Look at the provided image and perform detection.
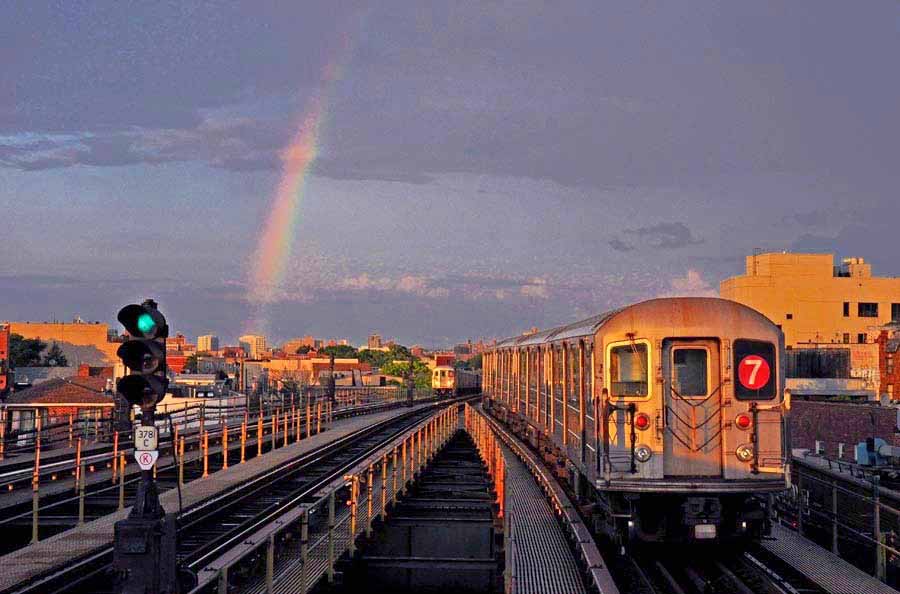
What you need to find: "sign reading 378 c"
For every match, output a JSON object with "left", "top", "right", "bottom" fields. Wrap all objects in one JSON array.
[{"left": 135, "top": 426, "right": 158, "bottom": 451}]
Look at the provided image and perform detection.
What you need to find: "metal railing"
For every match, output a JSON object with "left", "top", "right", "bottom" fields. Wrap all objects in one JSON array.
[
  {"left": 777, "top": 463, "right": 900, "bottom": 586},
  {"left": 186, "top": 402, "right": 460, "bottom": 594}
]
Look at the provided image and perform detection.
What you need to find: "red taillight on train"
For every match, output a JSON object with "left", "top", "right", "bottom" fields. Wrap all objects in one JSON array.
[
  {"left": 735, "top": 413, "right": 752, "bottom": 430},
  {"left": 634, "top": 413, "right": 651, "bottom": 430}
]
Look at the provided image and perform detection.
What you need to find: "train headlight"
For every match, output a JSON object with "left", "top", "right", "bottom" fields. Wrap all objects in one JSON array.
[
  {"left": 635, "top": 445, "right": 653, "bottom": 463},
  {"left": 735, "top": 444, "right": 754, "bottom": 462}
]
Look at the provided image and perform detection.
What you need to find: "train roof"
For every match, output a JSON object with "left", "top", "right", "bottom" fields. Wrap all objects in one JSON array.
[
  {"left": 493, "top": 308, "right": 622, "bottom": 348},
  {"left": 490, "top": 297, "right": 777, "bottom": 349}
]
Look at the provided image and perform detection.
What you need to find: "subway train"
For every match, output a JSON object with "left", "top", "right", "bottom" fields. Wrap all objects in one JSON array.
[
  {"left": 482, "top": 297, "right": 790, "bottom": 545},
  {"left": 432, "top": 365, "right": 481, "bottom": 397}
]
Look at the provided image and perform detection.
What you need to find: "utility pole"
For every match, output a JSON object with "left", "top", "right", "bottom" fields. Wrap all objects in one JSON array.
[
  {"left": 407, "top": 352, "right": 415, "bottom": 407},
  {"left": 329, "top": 352, "right": 336, "bottom": 406},
  {"left": 112, "top": 300, "right": 178, "bottom": 594}
]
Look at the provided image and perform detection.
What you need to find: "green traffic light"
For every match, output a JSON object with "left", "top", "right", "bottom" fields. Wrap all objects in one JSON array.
[{"left": 136, "top": 313, "right": 156, "bottom": 335}]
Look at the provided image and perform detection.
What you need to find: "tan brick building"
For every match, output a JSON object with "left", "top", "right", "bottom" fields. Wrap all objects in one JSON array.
[
  {"left": 6, "top": 321, "right": 121, "bottom": 366},
  {"left": 720, "top": 253, "right": 900, "bottom": 347}
]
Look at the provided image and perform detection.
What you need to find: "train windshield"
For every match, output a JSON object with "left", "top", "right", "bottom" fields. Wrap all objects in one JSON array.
[
  {"left": 610, "top": 343, "right": 648, "bottom": 397},
  {"left": 672, "top": 348, "right": 708, "bottom": 397}
]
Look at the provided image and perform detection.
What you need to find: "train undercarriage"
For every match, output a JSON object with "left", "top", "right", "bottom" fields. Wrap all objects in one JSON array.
[{"left": 485, "top": 398, "right": 772, "bottom": 547}]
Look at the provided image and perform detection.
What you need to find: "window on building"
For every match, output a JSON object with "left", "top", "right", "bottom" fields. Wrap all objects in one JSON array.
[
  {"left": 887, "top": 354, "right": 894, "bottom": 375},
  {"left": 858, "top": 333, "right": 867, "bottom": 344},
  {"left": 609, "top": 343, "right": 648, "bottom": 397},
  {"left": 893, "top": 303, "right": 900, "bottom": 322},
  {"left": 843, "top": 302, "right": 850, "bottom": 317},
  {"left": 889, "top": 384, "right": 895, "bottom": 399},
  {"left": 786, "top": 313, "right": 793, "bottom": 320},
  {"left": 843, "top": 333, "right": 850, "bottom": 344},
  {"left": 858, "top": 302, "right": 879, "bottom": 318}
]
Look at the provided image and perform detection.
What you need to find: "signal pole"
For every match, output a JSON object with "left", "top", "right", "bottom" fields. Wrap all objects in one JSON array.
[{"left": 112, "top": 299, "right": 178, "bottom": 594}]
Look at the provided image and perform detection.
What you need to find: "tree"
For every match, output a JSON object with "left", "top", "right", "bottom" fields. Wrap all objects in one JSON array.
[
  {"left": 388, "top": 344, "right": 411, "bottom": 359},
  {"left": 8, "top": 334, "right": 46, "bottom": 367},
  {"left": 295, "top": 345, "right": 312, "bottom": 354},
  {"left": 321, "top": 344, "right": 359, "bottom": 359},
  {"left": 358, "top": 349, "right": 392, "bottom": 368},
  {"left": 455, "top": 354, "right": 482, "bottom": 371},
  {"left": 42, "top": 342, "right": 68, "bottom": 367},
  {"left": 380, "top": 360, "right": 431, "bottom": 389},
  {"left": 183, "top": 353, "right": 199, "bottom": 373}
]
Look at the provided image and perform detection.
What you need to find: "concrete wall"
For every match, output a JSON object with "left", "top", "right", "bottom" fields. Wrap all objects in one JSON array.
[{"left": 7, "top": 321, "right": 119, "bottom": 365}]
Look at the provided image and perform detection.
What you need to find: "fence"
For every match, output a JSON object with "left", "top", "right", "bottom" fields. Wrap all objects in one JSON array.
[
  {"left": 0, "top": 386, "right": 435, "bottom": 459},
  {"left": 778, "top": 462, "right": 900, "bottom": 586}
]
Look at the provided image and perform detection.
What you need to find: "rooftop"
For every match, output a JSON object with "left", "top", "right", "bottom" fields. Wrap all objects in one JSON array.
[{"left": 4, "top": 376, "right": 114, "bottom": 407}]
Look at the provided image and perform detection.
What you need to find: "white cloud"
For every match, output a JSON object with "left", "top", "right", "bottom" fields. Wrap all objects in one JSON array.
[
  {"left": 520, "top": 277, "right": 549, "bottom": 299},
  {"left": 659, "top": 269, "right": 718, "bottom": 298},
  {"left": 338, "top": 273, "right": 394, "bottom": 291},
  {"left": 396, "top": 275, "right": 449, "bottom": 298}
]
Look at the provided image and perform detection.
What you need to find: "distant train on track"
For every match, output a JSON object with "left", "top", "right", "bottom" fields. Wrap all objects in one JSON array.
[
  {"left": 482, "top": 297, "right": 790, "bottom": 546},
  {"left": 432, "top": 365, "right": 480, "bottom": 397}
]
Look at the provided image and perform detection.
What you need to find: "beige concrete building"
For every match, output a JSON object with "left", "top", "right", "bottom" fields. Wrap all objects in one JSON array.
[
  {"left": 197, "top": 334, "right": 219, "bottom": 353},
  {"left": 720, "top": 253, "right": 900, "bottom": 347},
  {"left": 7, "top": 321, "right": 121, "bottom": 365},
  {"left": 239, "top": 334, "right": 268, "bottom": 359}
]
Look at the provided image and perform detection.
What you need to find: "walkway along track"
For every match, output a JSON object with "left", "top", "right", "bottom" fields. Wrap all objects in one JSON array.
[
  {"left": 2, "top": 397, "right": 471, "bottom": 594},
  {"left": 0, "top": 398, "right": 425, "bottom": 555},
  {"left": 477, "top": 402, "right": 832, "bottom": 594}
]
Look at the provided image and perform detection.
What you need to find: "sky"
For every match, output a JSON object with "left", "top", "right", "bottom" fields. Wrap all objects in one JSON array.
[{"left": 2, "top": 1, "right": 899, "bottom": 347}]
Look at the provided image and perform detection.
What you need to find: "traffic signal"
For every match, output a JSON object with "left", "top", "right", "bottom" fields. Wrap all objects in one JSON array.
[{"left": 116, "top": 300, "right": 169, "bottom": 408}]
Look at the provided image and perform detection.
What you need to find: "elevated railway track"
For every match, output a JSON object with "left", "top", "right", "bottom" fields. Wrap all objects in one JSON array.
[{"left": 0, "top": 397, "right": 468, "bottom": 594}]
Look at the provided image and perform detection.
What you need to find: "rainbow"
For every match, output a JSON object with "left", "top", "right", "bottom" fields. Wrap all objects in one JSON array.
[
  {"left": 245, "top": 35, "right": 353, "bottom": 327},
  {"left": 247, "top": 94, "right": 325, "bottom": 306}
]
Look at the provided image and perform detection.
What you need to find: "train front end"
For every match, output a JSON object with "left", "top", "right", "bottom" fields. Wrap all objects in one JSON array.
[
  {"left": 432, "top": 365, "right": 456, "bottom": 397},
  {"left": 597, "top": 298, "right": 789, "bottom": 544}
]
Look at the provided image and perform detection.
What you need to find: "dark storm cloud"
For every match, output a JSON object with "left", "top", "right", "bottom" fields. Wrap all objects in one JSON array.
[
  {"left": 4, "top": 1, "right": 899, "bottom": 189},
  {"left": 608, "top": 238, "right": 635, "bottom": 252},
  {"left": 624, "top": 222, "right": 703, "bottom": 249},
  {"left": 782, "top": 210, "right": 832, "bottom": 228},
  {"left": 3, "top": 1, "right": 900, "bottom": 343}
]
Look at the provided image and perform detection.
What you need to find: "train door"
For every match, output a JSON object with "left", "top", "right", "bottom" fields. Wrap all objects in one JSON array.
[{"left": 662, "top": 339, "right": 722, "bottom": 477}]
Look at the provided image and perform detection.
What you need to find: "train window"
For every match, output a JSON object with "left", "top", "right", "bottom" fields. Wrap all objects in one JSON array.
[
  {"left": 609, "top": 343, "right": 648, "bottom": 397},
  {"left": 672, "top": 348, "right": 707, "bottom": 397},
  {"left": 733, "top": 339, "right": 776, "bottom": 400},
  {"left": 571, "top": 345, "right": 580, "bottom": 402},
  {"left": 584, "top": 343, "right": 593, "bottom": 412}
]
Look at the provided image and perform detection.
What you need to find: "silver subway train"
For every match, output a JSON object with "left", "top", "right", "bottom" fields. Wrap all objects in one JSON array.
[{"left": 482, "top": 297, "right": 790, "bottom": 545}]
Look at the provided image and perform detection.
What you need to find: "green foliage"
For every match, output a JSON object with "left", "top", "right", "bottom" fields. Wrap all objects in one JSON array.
[
  {"left": 183, "top": 353, "right": 199, "bottom": 373},
  {"left": 388, "top": 344, "right": 411, "bottom": 359},
  {"left": 295, "top": 345, "right": 312, "bottom": 354},
  {"left": 380, "top": 360, "right": 429, "bottom": 376},
  {"left": 42, "top": 343, "right": 68, "bottom": 367},
  {"left": 9, "top": 334, "right": 47, "bottom": 367},
  {"left": 380, "top": 359, "right": 431, "bottom": 389},
  {"left": 8, "top": 335, "right": 69, "bottom": 368},
  {"left": 320, "top": 344, "right": 359, "bottom": 359},
  {"left": 454, "top": 354, "right": 482, "bottom": 370},
  {"left": 358, "top": 348, "right": 392, "bottom": 368}
]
